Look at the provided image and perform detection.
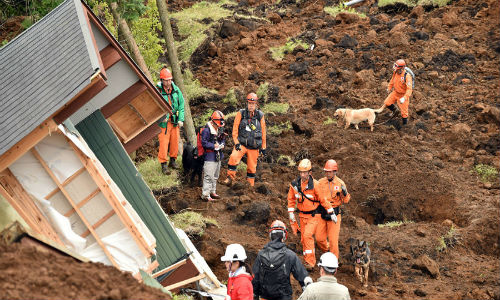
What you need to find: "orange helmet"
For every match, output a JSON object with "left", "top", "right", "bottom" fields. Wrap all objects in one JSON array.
[
  {"left": 323, "top": 159, "right": 338, "bottom": 172},
  {"left": 160, "top": 68, "right": 173, "bottom": 80},
  {"left": 269, "top": 220, "right": 288, "bottom": 240},
  {"left": 246, "top": 93, "right": 258, "bottom": 102},
  {"left": 210, "top": 110, "right": 225, "bottom": 127},
  {"left": 298, "top": 159, "right": 312, "bottom": 172},
  {"left": 393, "top": 59, "right": 406, "bottom": 70}
]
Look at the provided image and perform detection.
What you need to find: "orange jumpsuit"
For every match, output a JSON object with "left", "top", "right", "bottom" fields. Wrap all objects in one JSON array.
[
  {"left": 287, "top": 176, "right": 333, "bottom": 267},
  {"left": 227, "top": 110, "right": 266, "bottom": 186},
  {"left": 315, "top": 176, "right": 351, "bottom": 259},
  {"left": 384, "top": 70, "right": 413, "bottom": 118}
]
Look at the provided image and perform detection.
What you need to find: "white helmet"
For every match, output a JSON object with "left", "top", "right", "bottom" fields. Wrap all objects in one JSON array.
[
  {"left": 221, "top": 244, "right": 247, "bottom": 262},
  {"left": 318, "top": 252, "right": 338, "bottom": 272}
]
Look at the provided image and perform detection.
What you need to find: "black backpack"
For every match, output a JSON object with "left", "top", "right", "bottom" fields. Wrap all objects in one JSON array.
[{"left": 258, "top": 246, "right": 291, "bottom": 298}]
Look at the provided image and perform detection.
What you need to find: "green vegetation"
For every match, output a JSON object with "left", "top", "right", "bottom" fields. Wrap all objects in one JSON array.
[
  {"left": 378, "top": 0, "right": 452, "bottom": 7},
  {"left": 225, "top": 110, "right": 239, "bottom": 120},
  {"left": 136, "top": 158, "right": 180, "bottom": 190},
  {"left": 20, "top": 17, "right": 34, "bottom": 30},
  {"left": 261, "top": 102, "right": 289, "bottom": 114},
  {"left": 1, "top": 0, "right": 63, "bottom": 22},
  {"left": 436, "top": 225, "right": 459, "bottom": 252},
  {"left": 171, "top": 0, "right": 233, "bottom": 61},
  {"left": 171, "top": 211, "right": 218, "bottom": 236},
  {"left": 378, "top": 220, "right": 414, "bottom": 228},
  {"left": 194, "top": 109, "right": 213, "bottom": 128},
  {"left": 237, "top": 162, "right": 247, "bottom": 173},
  {"left": 471, "top": 164, "right": 499, "bottom": 183},
  {"left": 1, "top": 40, "right": 8, "bottom": 47},
  {"left": 277, "top": 155, "right": 296, "bottom": 167},
  {"left": 223, "top": 88, "right": 239, "bottom": 106},
  {"left": 269, "top": 38, "right": 309, "bottom": 61},
  {"left": 324, "top": 2, "right": 367, "bottom": 18},
  {"left": 257, "top": 82, "right": 269, "bottom": 102},
  {"left": 268, "top": 121, "right": 292, "bottom": 135},
  {"left": 172, "top": 293, "right": 194, "bottom": 300},
  {"left": 183, "top": 69, "right": 216, "bottom": 100},
  {"left": 323, "top": 117, "right": 337, "bottom": 125}
]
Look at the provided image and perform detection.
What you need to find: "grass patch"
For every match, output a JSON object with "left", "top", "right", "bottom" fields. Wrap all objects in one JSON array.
[
  {"left": 323, "top": 117, "right": 337, "bottom": 125},
  {"left": 471, "top": 164, "right": 499, "bottom": 183},
  {"left": 378, "top": 0, "right": 452, "bottom": 7},
  {"left": 136, "top": 158, "right": 180, "bottom": 190},
  {"left": 237, "top": 162, "right": 247, "bottom": 173},
  {"left": 436, "top": 225, "right": 460, "bottom": 252},
  {"left": 183, "top": 69, "right": 215, "bottom": 100},
  {"left": 268, "top": 121, "right": 292, "bottom": 135},
  {"left": 171, "top": 211, "right": 218, "bottom": 236},
  {"left": 277, "top": 155, "right": 296, "bottom": 167},
  {"left": 261, "top": 102, "right": 289, "bottom": 114},
  {"left": 223, "top": 88, "right": 239, "bottom": 106},
  {"left": 257, "top": 82, "right": 269, "bottom": 102},
  {"left": 378, "top": 220, "right": 414, "bottom": 228},
  {"left": 171, "top": 0, "right": 233, "bottom": 61},
  {"left": 324, "top": 2, "right": 367, "bottom": 18},
  {"left": 269, "top": 38, "right": 309, "bottom": 61}
]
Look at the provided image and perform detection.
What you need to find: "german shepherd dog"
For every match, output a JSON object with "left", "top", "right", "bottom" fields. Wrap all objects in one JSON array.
[{"left": 350, "top": 239, "right": 371, "bottom": 287}]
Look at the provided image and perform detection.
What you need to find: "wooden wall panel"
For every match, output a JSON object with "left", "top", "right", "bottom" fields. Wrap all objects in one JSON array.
[{"left": 130, "top": 91, "right": 164, "bottom": 124}]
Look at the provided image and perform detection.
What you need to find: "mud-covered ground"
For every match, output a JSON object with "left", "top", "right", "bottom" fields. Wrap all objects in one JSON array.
[{"left": 141, "top": 0, "right": 500, "bottom": 299}]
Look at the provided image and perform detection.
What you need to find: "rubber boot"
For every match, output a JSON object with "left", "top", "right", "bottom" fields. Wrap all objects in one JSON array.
[
  {"left": 402, "top": 117, "right": 408, "bottom": 125},
  {"left": 169, "top": 157, "right": 179, "bottom": 169},
  {"left": 161, "top": 162, "right": 170, "bottom": 175},
  {"left": 387, "top": 104, "right": 396, "bottom": 117}
]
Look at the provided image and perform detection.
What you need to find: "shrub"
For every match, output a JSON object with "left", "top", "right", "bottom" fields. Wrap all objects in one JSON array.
[
  {"left": 269, "top": 38, "right": 309, "bottom": 61},
  {"left": 471, "top": 164, "right": 499, "bottom": 183}
]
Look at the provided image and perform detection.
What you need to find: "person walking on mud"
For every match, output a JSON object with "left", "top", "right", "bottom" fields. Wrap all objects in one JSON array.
[
  {"left": 156, "top": 67, "right": 185, "bottom": 175},
  {"left": 221, "top": 244, "right": 254, "bottom": 300},
  {"left": 381, "top": 59, "right": 413, "bottom": 126},
  {"left": 315, "top": 160, "right": 351, "bottom": 261},
  {"left": 222, "top": 93, "right": 266, "bottom": 187},
  {"left": 287, "top": 159, "right": 334, "bottom": 270}
]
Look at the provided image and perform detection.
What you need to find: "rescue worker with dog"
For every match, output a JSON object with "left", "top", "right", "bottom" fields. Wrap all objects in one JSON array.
[
  {"left": 298, "top": 252, "right": 351, "bottom": 300},
  {"left": 383, "top": 59, "right": 413, "bottom": 126},
  {"left": 288, "top": 159, "right": 335, "bottom": 269},
  {"left": 316, "top": 159, "right": 351, "bottom": 260},
  {"left": 252, "top": 220, "right": 312, "bottom": 300},
  {"left": 200, "top": 110, "right": 226, "bottom": 201},
  {"left": 157, "top": 67, "right": 185, "bottom": 175},
  {"left": 221, "top": 244, "right": 254, "bottom": 300},
  {"left": 223, "top": 93, "right": 266, "bottom": 187}
]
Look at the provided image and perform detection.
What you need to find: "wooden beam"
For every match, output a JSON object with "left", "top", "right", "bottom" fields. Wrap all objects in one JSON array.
[
  {"left": 30, "top": 148, "right": 119, "bottom": 269},
  {"left": 123, "top": 116, "right": 163, "bottom": 154},
  {"left": 53, "top": 74, "right": 107, "bottom": 124},
  {"left": 151, "top": 259, "right": 187, "bottom": 279},
  {"left": 164, "top": 273, "right": 206, "bottom": 291},
  {"left": 64, "top": 188, "right": 100, "bottom": 217},
  {"left": 68, "top": 141, "right": 154, "bottom": 257},
  {"left": 101, "top": 81, "right": 147, "bottom": 118},
  {"left": 44, "top": 167, "right": 86, "bottom": 200},
  {"left": 100, "top": 45, "right": 121, "bottom": 70},
  {"left": 81, "top": 209, "right": 115, "bottom": 238}
]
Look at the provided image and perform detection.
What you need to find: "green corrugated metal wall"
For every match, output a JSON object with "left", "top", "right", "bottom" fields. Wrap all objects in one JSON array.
[{"left": 75, "top": 110, "right": 186, "bottom": 271}]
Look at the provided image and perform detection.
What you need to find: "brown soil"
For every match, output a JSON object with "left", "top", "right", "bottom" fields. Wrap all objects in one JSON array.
[{"left": 0, "top": 242, "right": 170, "bottom": 300}]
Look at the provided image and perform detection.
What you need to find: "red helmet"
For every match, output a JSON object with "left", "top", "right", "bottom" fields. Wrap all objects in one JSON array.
[
  {"left": 160, "top": 68, "right": 173, "bottom": 80},
  {"left": 323, "top": 159, "right": 338, "bottom": 172},
  {"left": 246, "top": 93, "right": 258, "bottom": 102},
  {"left": 210, "top": 110, "right": 225, "bottom": 127},
  {"left": 393, "top": 59, "right": 406, "bottom": 70},
  {"left": 269, "top": 220, "right": 288, "bottom": 240}
]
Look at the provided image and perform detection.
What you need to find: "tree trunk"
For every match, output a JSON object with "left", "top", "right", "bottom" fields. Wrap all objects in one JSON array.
[
  {"left": 110, "top": 2, "right": 153, "bottom": 82},
  {"left": 156, "top": 0, "right": 196, "bottom": 146}
]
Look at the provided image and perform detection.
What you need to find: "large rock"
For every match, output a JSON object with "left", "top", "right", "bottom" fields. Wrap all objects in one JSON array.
[
  {"left": 238, "top": 37, "right": 253, "bottom": 49},
  {"left": 239, "top": 201, "right": 270, "bottom": 224},
  {"left": 336, "top": 34, "right": 358, "bottom": 49},
  {"left": 232, "top": 64, "right": 248, "bottom": 81},
  {"left": 289, "top": 62, "right": 308, "bottom": 76},
  {"left": 220, "top": 20, "right": 242, "bottom": 38},
  {"left": 388, "top": 32, "right": 409, "bottom": 48},
  {"left": 267, "top": 12, "right": 282, "bottom": 24},
  {"left": 412, "top": 255, "right": 440, "bottom": 278},
  {"left": 477, "top": 105, "right": 500, "bottom": 124},
  {"left": 335, "top": 12, "right": 360, "bottom": 24},
  {"left": 442, "top": 10, "right": 459, "bottom": 27},
  {"left": 292, "top": 118, "right": 314, "bottom": 137}
]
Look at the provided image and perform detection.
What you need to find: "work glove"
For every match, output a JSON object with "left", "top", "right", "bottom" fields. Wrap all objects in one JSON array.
[
  {"left": 329, "top": 213, "right": 338, "bottom": 223},
  {"left": 235, "top": 143, "right": 241, "bottom": 151},
  {"left": 289, "top": 212, "right": 296, "bottom": 222},
  {"left": 260, "top": 148, "right": 266, "bottom": 156},
  {"left": 399, "top": 97, "right": 405, "bottom": 104},
  {"left": 304, "top": 276, "right": 313, "bottom": 287},
  {"left": 178, "top": 121, "right": 183, "bottom": 127},
  {"left": 341, "top": 185, "right": 348, "bottom": 196}
]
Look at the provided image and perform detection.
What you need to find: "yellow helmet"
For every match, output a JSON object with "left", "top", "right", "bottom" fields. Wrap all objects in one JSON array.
[{"left": 298, "top": 159, "right": 312, "bottom": 172}]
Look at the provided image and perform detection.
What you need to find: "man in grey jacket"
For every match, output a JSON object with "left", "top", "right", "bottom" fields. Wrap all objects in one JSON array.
[{"left": 298, "top": 252, "right": 351, "bottom": 300}]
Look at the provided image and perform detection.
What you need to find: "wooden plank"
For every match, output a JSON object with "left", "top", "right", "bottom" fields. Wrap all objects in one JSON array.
[
  {"left": 164, "top": 273, "right": 206, "bottom": 291},
  {"left": 44, "top": 167, "right": 86, "bottom": 200},
  {"left": 100, "top": 45, "right": 121, "bottom": 70},
  {"left": 30, "top": 148, "right": 120, "bottom": 269},
  {"left": 101, "top": 81, "right": 147, "bottom": 118},
  {"left": 107, "top": 118, "right": 129, "bottom": 142},
  {"left": 0, "top": 119, "right": 58, "bottom": 173},
  {"left": 68, "top": 141, "right": 154, "bottom": 257},
  {"left": 123, "top": 117, "right": 162, "bottom": 154},
  {"left": 0, "top": 169, "right": 63, "bottom": 245},
  {"left": 144, "top": 260, "right": 160, "bottom": 274},
  {"left": 64, "top": 188, "right": 100, "bottom": 217},
  {"left": 151, "top": 259, "right": 187, "bottom": 279},
  {"left": 53, "top": 75, "right": 108, "bottom": 124},
  {"left": 130, "top": 91, "right": 165, "bottom": 124},
  {"left": 81, "top": 209, "right": 115, "bottom": 238},
  {"left": 107, "top": 105, "right": 146, "bottom": 142}
]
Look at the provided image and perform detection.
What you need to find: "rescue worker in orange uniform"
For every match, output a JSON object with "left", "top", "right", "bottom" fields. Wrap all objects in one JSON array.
[
  {"left": 157, "top": 68, "right": 185, "bottom": 175},
  {"left": 223, "top": 93, "right": 266, "bottom": 187},
  {"left": 384, "top": 59, "right": 413, "bottom": 125},
  {"left": 288, "top": 159, "right": 334, "bottom": 269},
  {"left": 315, "top": 160, "right": 351, "bottom": 260}
]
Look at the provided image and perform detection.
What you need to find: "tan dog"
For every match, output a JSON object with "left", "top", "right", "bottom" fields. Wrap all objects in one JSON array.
[{"left": 334, "top": 106, "right": 384, "bottom": 131}]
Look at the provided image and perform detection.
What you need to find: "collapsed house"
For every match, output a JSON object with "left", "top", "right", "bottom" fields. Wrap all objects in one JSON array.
[{"left": 0, "top": 0, "right": 222, "bottom": 293}]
